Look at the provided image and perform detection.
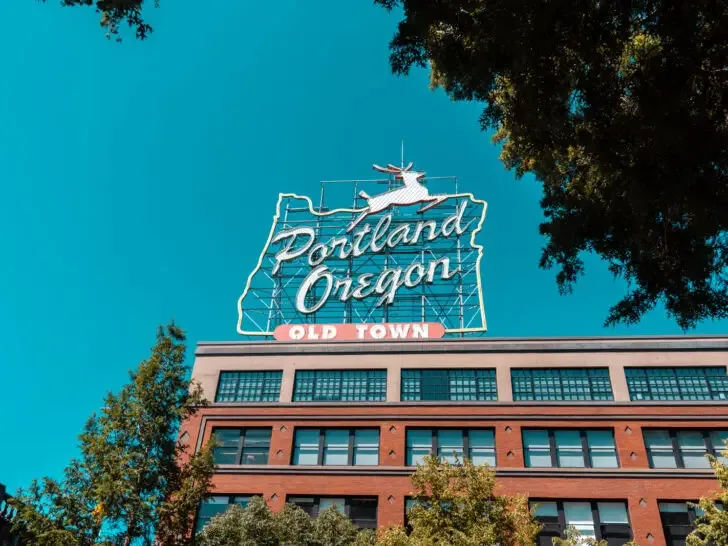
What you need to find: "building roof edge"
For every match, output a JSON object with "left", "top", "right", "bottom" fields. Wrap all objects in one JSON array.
[{"left": 194, "top": 334, "right": 728, "bottom": 356}]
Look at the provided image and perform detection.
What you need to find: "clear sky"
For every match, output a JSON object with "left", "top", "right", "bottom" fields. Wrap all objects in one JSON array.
[{"left": 0, "top": 1, "right": 725, "bottom": 492}]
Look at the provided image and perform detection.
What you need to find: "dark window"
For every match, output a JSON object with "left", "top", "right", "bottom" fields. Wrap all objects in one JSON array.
[
  {"left": 287, "top": 496, "right": 377, "bottom": 529},
  {"left": 658, "top": 502, "right": 722, "bottom": 546},
  {"left": 293, "top": 370, "right": 386, "bottom": 402},
  {"left": 406, "top": 428, "right": 496, "bottom": 466},
  {"left": 523, "top": 429, "right": 619, "bottom": 468},
  {"left": 211, "top": 428, "right": 271, "bottom": 465},
  {"left": 215, "top": 371, "right": 282, "bottom": 402},
  {"left": 531, "top": 500, "right": 632, "bottom": 546},
  {"left": 292, "top": 429, "right": 379, "bottom": 465},
  {"left": 626, "top": 367, "right": 728, "bottom": 401},
  {"left": 512, "top": 368, "right": 614, "bottom": 401},
  {"left": 644, "top": 429, "right": 728, "bottom": 469},
  {"left": 196, "top": 495, "right": 253, "bottom": 532},
  {"left": 401, "top": 369, "right": 497, "bottom": 401}
]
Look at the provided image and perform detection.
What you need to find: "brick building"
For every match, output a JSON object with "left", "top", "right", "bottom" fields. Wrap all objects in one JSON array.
[
  {"left": 182, "top": 335, "right": 728, "bottom": 545},
  {"left": 0, "top": 483, "right": 19, "bottom": 546}
]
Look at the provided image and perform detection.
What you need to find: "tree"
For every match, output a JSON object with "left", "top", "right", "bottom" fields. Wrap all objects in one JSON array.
[
  {"left": 39, "top": 0, "right": 153, "bottom": 40},
  {"left": 552, "top": 526, "right": 636, "bottom": 546},
  {"left": 196, "top": 496, "right": 375, "bottom": 546},
  {"left": 377, "top": 455, "right": 540, "bottom": 546},
  {"left": 687, "top": 445, "right": 728, "bottom": 546},
  {"left": 11, "top": 322, "right": 215, "bottom": 545},
  {"left": 155, "top": 441, "right": 216, "bottom": 546},
  {"left": 552, "top": 526, "right": 607, "bottom": 546},
  {"left": 10, "top": 459, "right": 101, "bottom": 545},
  {"left": 376, "top": 0, "right": 728, "bottom": 329}
]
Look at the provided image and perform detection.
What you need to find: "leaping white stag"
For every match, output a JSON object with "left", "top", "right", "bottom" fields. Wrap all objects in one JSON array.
[{"left": 347, "top": 162, "right": 447, "bottom": 232}]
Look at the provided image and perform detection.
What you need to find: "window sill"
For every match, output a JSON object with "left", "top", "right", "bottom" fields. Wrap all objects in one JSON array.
[{"left": 212, "top": 465, "right": 717, "bottom": 479}]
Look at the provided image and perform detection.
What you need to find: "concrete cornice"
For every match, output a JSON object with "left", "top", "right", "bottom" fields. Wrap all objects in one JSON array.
[
  {"left": 203, "top": 401, "right": 728, "bottom": 409},
  {"left": 212, "top": 465, "right": 717, "bottom": 480},
  {"left": 195, "top": 335, "right": 728, "bottom": 356}
]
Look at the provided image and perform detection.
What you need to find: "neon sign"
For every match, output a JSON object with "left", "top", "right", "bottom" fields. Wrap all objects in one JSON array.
[{"left": 237, "top": 162, "right": 488, "bottom": 338}]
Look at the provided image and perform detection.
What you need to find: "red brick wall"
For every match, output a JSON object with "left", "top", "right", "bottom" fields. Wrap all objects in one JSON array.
[{"left": 183, "top": 403, "right": 728, "bottom": 545}]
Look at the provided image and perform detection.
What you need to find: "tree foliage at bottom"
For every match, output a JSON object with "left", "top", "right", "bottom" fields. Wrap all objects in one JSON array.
[
  {"left": 688, "top": 446, "right": 728, "bottom": 546},
  {"left": 377, "top": 455, "right": 540, "bottom": 546},
  {"left": 196, "top": 496, "right": 376, "bottom": 546},
  {"left": 10, "top": 322, "right": 214, "bottom": 546}
]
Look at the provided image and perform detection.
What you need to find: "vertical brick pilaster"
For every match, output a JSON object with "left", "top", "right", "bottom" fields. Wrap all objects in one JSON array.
[
  {"left": 280, "top": 368, "right": 295, "bottom": 402},
  {"left": 497, "top": 423, "right": 523, "bottom": 468},
  {"left": 378, "top": 494, "right": 404, "bottom": 528},
  {"left": 629, "top": 496, "right": 665, "bottom": 546},
  {"left": 615, "top": 424, "right": 647, "bottom": 469},
  {"left": 388, "top": 364, "right": 402, "bottom": 401},
  {"left": 180, "top": 412, "right": 203, "bottom": 461},
  {"left": 270, "top": 422, "right": 294, "bottom": 465},
  {"left": 497, "top": 366, "right": 513, "bottom": 401},
  {"left": 381, "top": 423, "right": 405, "bottom": 466}
]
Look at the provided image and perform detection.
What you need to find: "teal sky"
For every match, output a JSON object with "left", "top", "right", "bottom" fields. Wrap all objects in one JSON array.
[{"left": 0, "top": 1, "right": 725, "bottom": 492}]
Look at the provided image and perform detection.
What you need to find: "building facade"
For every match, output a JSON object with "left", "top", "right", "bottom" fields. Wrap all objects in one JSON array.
[
  {"left": 0, "top": 483, "right": 19, "bottom": 546},
  {"left": 182, "top": 335, "right": 728, "bottom": 545}
]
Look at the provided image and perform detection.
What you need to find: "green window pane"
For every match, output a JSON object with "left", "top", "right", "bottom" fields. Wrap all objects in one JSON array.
[
  {"left": 468, "top": 429, "right": 495, "bottom": 466},
  {"left": 597, "top": 502, "right": 629, "bottom": 524},
  {"left": 523, "top": 430, "right": 552, "bottom": 467},
  {"left": 586, "top": 430, "right": 618, "bottom": 468},
  {"left": 532, "top": 501, "right": 558, "bottom": 518},
  {"left": 242, "top": 429, "right": 271, "bottom": 465},
  {"left": 212, "top": 429, "right": 241, "bottom": 465},
  {"left": 627, "top": 367, "right": 728, "bottom": 401},
  {"left": 216, "top": 371, "right": 282, "bottom": 402},
  {"left": 437, "top": 429, "right": 464, "bottom": 463},
  {"left": 197, "top": 496, "right": 231, "bottom": 532},
  {"left": 353, "top": 429, "right": 379, "bottom": 465},
  {"left": 512, "top": 369, "right": 613, "bottom": 401},
  {"left": 678, "top": 431, "right": 710, "bottom": 469},
  {"left": 555, "top": 430, "right": 585, "bottom": 467},
  {"left": 644, "top": 430, "right": 678, "bottom": 468},
  {"left": 564, "top": 502, "right": 596, "bottom": 539},
  {"left": 323, "top": 429, "right": 349, "bottom": 465},
  {"left": 294, "top": 370, "right": 386, "bottom": 402},
  {"left": 711, "top": 431, "right": 728, "bottom": 463},
  {"left": 407, "top": 429, "right": 433, "bottom": 466},
  {"left": 401, "top": 369, "right": 496, "bottom": 401},
  {"left": 293, "top": 429, "right": 320, "bottom": 465},
  {"left": 319, "top": 498, "right": 346, "bottom": 514}
]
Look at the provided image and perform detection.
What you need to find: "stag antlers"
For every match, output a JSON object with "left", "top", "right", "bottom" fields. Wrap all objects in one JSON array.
[{"left": 372, "top": 162, "right": 415, "bottom": 175}]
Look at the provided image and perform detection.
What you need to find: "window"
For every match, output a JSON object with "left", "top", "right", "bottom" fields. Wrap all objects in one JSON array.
[
  {"left": 401, "top": 369, "right": 497, "bottom": 401},
  {"left": 626, "top": 367, "right": 728, "bottom": 401},
  {"left": 523, "top": 429, "right": 619, "bottom": 468},
  {"left": 287, "top": 497, "right": 377, "bottom": 529},
  {"left": 211, "top": 428, "right": 271, "bottom": 465},
  {"left": 406, "top": 428, "right": 496, "bottom": 466},
  {"left": 644, "top": 429, "right": 728, "bottom": 469},
  {"left": 531, "top": 501, "right": 632, "bottom": 546},
  {"left": 215, "top": 371, "right": 282, "bottom": 402},
  {"left": 292, "top": 428, "right": 380, "bottom": 465},
  {"left": 293, "top": 370, "right": 386, "bottom": 402},
  {"left": 658, "top": 502, "right": 719, "bottom": 546},
  {"left": 196, "top": 495, "right": 253, "bottom": 532},
  {"left": 512, "top": 368, "right": 614, "bottom": 401}
]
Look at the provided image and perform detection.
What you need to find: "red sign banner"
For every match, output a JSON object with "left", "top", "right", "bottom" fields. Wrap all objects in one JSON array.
[{"left": 273, "top": 322, "right": 445, "bottom": 342}]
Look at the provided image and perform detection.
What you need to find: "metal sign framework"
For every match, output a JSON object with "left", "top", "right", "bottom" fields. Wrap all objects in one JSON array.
[{"left": 237, "top": 170, "right": 487, "bottom": 338}]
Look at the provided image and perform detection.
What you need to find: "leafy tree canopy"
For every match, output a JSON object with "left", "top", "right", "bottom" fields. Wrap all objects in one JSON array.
[
  {"left": 196, "top": 496, "right": 376, "bottom": 546},
  {"left": 40, "top": 0, "right": 153, "bottom": 40},
  {"left": 376, "top": 0, "right": 728, "bottom": 329},
  {"left": 11, "top": 322, "right": 214, "bottom": 546},
  {"left": 687, "top": 444, "right": 728, "bottom": 546},
  {"left": 377, "top": 455, "right": 539, "bottom": 546},
  {"left": 552, "top": 526, "right": 636, "bottom": 546}
]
